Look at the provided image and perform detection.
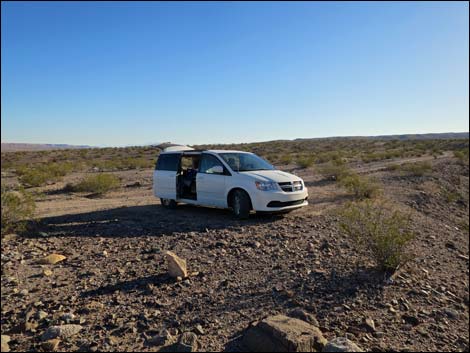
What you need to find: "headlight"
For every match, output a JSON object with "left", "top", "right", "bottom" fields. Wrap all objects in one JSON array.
[{"left": 255, "top": 181, "right": 278, "bottom": 191}]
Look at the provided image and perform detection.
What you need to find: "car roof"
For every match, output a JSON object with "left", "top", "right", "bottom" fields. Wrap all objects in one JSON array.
[
  {"left": 160, "top": 149, "right": 252, "bottom": 155},
  {"left": 207, "top": 150, "right": 252, "bottom": 154}
]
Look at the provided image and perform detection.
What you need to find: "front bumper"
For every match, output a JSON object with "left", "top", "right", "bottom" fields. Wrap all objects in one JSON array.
[{"left": 251, "top": 188, "right": 309, "bottom": 212}]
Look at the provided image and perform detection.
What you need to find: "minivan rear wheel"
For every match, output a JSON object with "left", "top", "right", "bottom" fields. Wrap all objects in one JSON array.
[
  {"left": 231, "top": 190, "right": 251, "bottom": 219},
  {"left": 160, "top": 198, "right": 177, "bottom": 209}
]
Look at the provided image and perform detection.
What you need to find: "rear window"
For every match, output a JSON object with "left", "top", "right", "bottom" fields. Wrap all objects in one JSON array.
[{"left": 155, "top": 153, "right": 180, "bottom": 171}]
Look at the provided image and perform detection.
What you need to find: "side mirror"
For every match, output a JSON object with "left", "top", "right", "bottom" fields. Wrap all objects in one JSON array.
[{"left": 211, "top": 165, "right": 224, "bottom": 174}]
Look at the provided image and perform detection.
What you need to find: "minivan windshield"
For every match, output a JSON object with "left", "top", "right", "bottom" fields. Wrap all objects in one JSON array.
[{"left": 219, "top": 153, "right": 274, "bottom": 172}]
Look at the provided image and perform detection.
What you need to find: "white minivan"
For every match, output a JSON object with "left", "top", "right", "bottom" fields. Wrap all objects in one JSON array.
[{"left": 153, "top": 145, "right": 308, "bottom": 218}]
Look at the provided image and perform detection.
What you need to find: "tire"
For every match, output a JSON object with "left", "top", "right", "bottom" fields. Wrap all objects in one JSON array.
[
  {"left": 231, "top": 190, "right": 251, "bottom": 219},
  {"left": 160, "top": 198, "right": 177, "bottom": 209}
]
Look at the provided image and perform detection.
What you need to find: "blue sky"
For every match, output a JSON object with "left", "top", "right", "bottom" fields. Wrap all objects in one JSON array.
[{"left": 1, "top": 1, "right": 469, "bottom": 146}]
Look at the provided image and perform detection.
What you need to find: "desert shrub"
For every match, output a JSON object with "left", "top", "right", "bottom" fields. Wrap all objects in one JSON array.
[
  {"left": 400, "top": 162, "right": 432, "bottom": 176},
  {"left": 456, "top": 149, "right": 469, "bottom": 158},
  {"left": 67, "top": 173, "right": 120, "bottom": 194},
  {"left": 362, "top": 150, "right": 402, "bottom": 163},
  {"left": 121, "top": 158, "right": 154, "bottom": 169},
  {"left": 318, "top": 160, "right": 351, "bottom": 181},
  {"left": 315, "top": 151, "right": 344, "bottom": 164},
  {"left": 90, "top": 157, "right": 153, "bottom": 171},
  {"left": 362, "top": 152, "right": 382, "bottom": 163},
  {"left": 18, "top": 168, "right": 52, "bottom": 187},
  {"left": 339, "top": 174, "right": 381, "bottom": 199},
  {"left": 279, "top": 154, "right": 293, "bottom": 165},
  {"left": 17, "top": 162, "right": 75, "bottom": 187},
  {"left": 454, "top": 150, "right": 469, "bottom": 165},
  {"left": 430, "top": 147, "right": 443, "bottom": 157},
  {"left": 264, "top": 153, "right": 278, "bottom": 164},
  {"left": 297, "top": 155, "right": 315, "bottom": 168},
  {"left": 384, "top": 164, "right": 401, "bottom": 172},
  {"left": 338, "top": 200, "right": 415, "bottom": 272},
  {"left": 1, "top": 185, "right": 36, "bottom": 235},
  {"left": 459, "top": 220, "right": 469, "bottom": 233},
  {"left": 89, "top": 160, "right": 112, "bottom": 171},
  {"left": 45, "top": 161, "right": 75, "bottom": 176},
  {"left": 76, "top": 149, "right": 88, "bottom": 157},
  {"left": 1, "top": 160, "right": 14, "bottom": 170},
  {"left": 441, "top": 187, "right": 463, "bottom": 204}
]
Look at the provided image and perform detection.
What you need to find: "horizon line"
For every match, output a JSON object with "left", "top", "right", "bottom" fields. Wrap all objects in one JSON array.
[{"left": 2, "top": 131, "right": 469, "bottom": 149}]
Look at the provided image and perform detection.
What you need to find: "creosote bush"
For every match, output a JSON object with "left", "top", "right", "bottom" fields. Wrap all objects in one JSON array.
[
  {"left": 318, "top": 160, "right": 351, "bottom": 181},
  {"left": 264, "top": 153, "right": 278, "bottom": 164},
  {"left": 17, "top": 168, "right": 51, "bottom": 187},
  {"left": 318, "top": 159, "right": 381, "bottom": 199},
  {"left": 17, "top": 162, "right": 75, "bottom": 187},
  {"left": 339, "top": 174, "right": 382, "bottom": 199},
  {"left": 338, "top": 200, "right": 415, "bottom": 272},
  {"left": 90, "top": 158, "right": 153, "bottom": 171},
  {"left": 315, "top": 151, "right": 345, "bottom": 164},
  {"left": 400, "top": 162, "right": 432, "bottom": 177},
  {"left": 384, "top": 164, "right": 401, "bottom": 172},
  {"left": 441, "top": 188, "right": 462, "bottom": 204},
  {"left": 297, "top": 155, "right": 315, "bottom": 168},
  {"left": 454, "top": 150, "right": 469, "bottom": 165},
  {"left": 66, "top": 173, "right": 120, "bottom": 195},
  {"left": 279, "top": 154, "right": 293, "bottom": 165},
  {"left": 1, "top": 185, "right": 36, "bottom": 235}
]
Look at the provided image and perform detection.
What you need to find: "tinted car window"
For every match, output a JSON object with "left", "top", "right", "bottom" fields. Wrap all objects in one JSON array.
[
  {"left": 155, "top": 153, "right": 180, "bottom": 171},
  {"left": 199, "top": 154, "right": 224, "bottom": 174}
]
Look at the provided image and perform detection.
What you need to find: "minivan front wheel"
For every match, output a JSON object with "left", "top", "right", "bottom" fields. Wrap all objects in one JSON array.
[
  {"left": 231, "top": 190, "right": 251, "bottom": 219},
  {"left": 160, "top": 198, "right": 177, "bottom": 209}
]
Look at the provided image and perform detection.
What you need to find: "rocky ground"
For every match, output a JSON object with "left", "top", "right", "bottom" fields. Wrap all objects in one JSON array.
[{"left": 1, "top": 154, "right": 469, "bottom": 352}]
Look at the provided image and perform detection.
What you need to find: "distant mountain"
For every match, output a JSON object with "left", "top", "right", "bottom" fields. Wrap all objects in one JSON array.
[
  {"left": 2, "top": 132, "right": 468, "bottom": 152},
  {"left": 293, "top": 132, "right": 469, "bottom": 141},
  {"left": 1, "top": 143, "right": 93, "bottom": 152}
]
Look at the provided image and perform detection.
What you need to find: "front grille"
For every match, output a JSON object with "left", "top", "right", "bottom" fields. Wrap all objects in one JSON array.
[
  {"left": 278, "top": 181, "right": 303, "bottom": 192},
  {"left": 267, "top": 199, "right": 306, "bottom": 208}
]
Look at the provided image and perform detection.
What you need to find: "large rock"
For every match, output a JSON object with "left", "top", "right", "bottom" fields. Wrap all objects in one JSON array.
[
  {"left": 322, "top": 337, "right": 363, "bottom": 352},
  {"left": 165, "top": 251, "right": 188, "bottom": 278},
  {"left": 243, "top": 315, "right": 327, "bottom": 352},
  {"left": 287, "top": 308, "right": 320, "bottom": 327},
  {"left": 1, "top": 335, "right": 11, "bottom": 352},
  {"left": 147, "top": 329, "right": 176, "bottom": 346},
  {"left": 174, "top": 332, "right": 198, "bottom": 352},
  {"left": 41, "top": 324, "right": 83, "bottom": 341},
  {"left": 38, "top": 254, "right": 66, "bottom": 265},
  {"left": 42, "top": 339, "right": 61, "bottom": 351}
]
